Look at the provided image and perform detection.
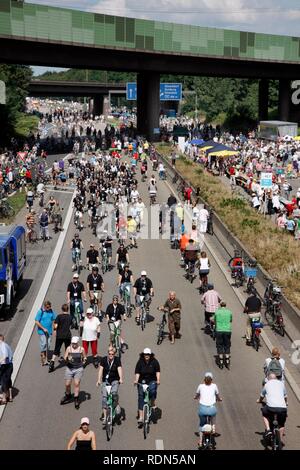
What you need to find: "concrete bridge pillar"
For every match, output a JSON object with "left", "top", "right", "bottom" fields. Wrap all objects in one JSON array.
[
  {"left": 137, "top": 72, "right": 160, "bottom": 141},
  {"left": 278, "top": 79, "right": 291, "bottom": 122},
  {"left": 258, "top": 79, "right": 269, "bottom": 121}
]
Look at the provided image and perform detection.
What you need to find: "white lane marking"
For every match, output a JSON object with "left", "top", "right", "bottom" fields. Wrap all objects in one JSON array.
[
  {"left": 45, "top": 153, "right": 72, "bottom": 174},
  {"left": 0, "top": 189, "right": 76, "bottom": 420},
  {"left": 45, "top": 188, "right": 75, "bottom": 194},
  {"left": 165, "top": 178, "right": 300, "bottom": 402},
  {"left": 155, "top": 439, "right": 164, "bottom": 450}
]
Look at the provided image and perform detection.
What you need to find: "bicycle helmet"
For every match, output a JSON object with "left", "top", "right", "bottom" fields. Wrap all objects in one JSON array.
[
  {"left": 92, "top": 265, "right": 99, "bottom": 271},
  {"left": 272, "top": 286, "right": 281, "bottom": 294}
]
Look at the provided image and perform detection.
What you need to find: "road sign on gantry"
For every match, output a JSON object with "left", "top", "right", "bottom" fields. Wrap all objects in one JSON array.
[
  {"left": 126, "top": 82, "right": 137, "bottom": 100},
  {"left": 160, "top": 83, "right": 182, "bottom": 101}
]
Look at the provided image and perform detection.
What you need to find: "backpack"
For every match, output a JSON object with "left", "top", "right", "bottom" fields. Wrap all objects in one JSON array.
[{"left": 267, "top": 358, "right": 283, "bottom": 378}]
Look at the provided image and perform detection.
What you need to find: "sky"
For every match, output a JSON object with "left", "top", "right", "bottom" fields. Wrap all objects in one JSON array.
[{"left": 31, "top": 0, "right": 300, "bottom": 75}]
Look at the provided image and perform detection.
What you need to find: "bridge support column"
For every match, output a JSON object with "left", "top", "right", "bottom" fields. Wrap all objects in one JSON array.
[
  {"left": 258, "top": 79, "right": 269, "bottom": 121},
  {"left": 88, "top": 98, "right": 94, "bottom": 115},
  {"left": 278, "top": 79, "right": 291, "bottom": 121},
  {"left": 93, "top": 95, "right": 104, "bottom": 116},
  {"left": 137, "top": 72, "right": 160, "bottom": 141}
]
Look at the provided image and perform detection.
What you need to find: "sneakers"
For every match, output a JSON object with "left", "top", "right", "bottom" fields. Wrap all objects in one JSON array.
[
  {"left": 74, "top": 397, "right": 80, "bottom": 409},
  {"left": 115, "top": 405, "right": 121, "bottom": 415},
  {"left": 137, "top": 419, "right": 143, "bottom": 428},
  {"left": 60, "top": 393, "right": 72, "bottom": 405},
  {"left": 135, "top": 317, "right": 140, "bottom": 325},
  {"left": 48, "top": 361, "right": 55, "bottom": 373},
  {"left": 93, "top": 357, "right": 99, "bottom": 369}
]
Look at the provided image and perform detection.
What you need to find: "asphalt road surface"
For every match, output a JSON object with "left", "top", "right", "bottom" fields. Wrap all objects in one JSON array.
[{"left": 1, "top": 155, "right": 300, "bottom": 450}]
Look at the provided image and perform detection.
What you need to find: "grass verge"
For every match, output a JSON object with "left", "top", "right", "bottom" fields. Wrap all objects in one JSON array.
[
  {"left": 14, "top": 113, "right": 39, "bottom": 138},
  {"left": 1, "top": 191, "right": 26, "bottom": 224},
  {"left": 157, "top": 143, "right": 300, "bottom": 309}
]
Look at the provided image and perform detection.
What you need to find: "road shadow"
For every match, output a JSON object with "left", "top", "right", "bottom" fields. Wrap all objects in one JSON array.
[
  {"left": 0, "top": 279, "right": 34, "bottom": 321},
  {"left": 78, "top": 391, "right": 91, "bottom": 403},
  {"left": 151, "top": 407, "right": 162, "bottom": 424},
  {"left": 11, "top": 387, "right": 20, "bottom": 400}
]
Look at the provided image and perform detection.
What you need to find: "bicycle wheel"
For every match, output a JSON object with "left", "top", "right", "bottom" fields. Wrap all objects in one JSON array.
[
  {"left": 157, "top": 325, "right": 163, "bottom": 345},
  {"left": 253, "top": 333, "right": 259, "bottom": 351},
  {"left": 274, "top": 429, "right": 282, "bottom": 451},
  {"left": 115, "top": 334, "right": 121, "bottom": 358},
  {"left": 106, "top": 406, "right": 113, "bottom": 441},
  {"left": 143, "top": 405, "right": 148, "bottom": 439},
  {"left": 141, "top": 308, "right": 146, "bottom": 331},
  {"left": 6, "top": 204, "right": 15, "bottom": 217},
  {"left": 30, "top": 230, "right": 37, "bottom": 243},
  {"left": 276, "top": 323, "right": 285, "bottom": 337}
]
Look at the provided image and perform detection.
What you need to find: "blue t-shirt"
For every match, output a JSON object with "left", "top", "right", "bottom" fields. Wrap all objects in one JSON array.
[
  {"left": 286, "top": 220, "right": 295, "bottom": 231},
  {"left": 35, "top": 309, "right": 57, "bottom": 335}
]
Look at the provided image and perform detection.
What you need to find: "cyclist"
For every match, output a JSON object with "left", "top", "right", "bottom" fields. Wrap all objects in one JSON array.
[
  {"left": 67, "top": 273, "right": 87, "bottom": 329},
  {"left": 60, "top": 336, "right": 87, "bottom": 409},
  {"left": 26, "top": 188, "right": 34, "bottom": 211},
  {"left": 67, "top": 417, "right": 96, "bottom": 450},
  {"left": 133, "top": 271, "right": 154, "bottom": 325},
  {"left": 198, "top": 251, "right": 211, "bottom": 292},
  {"left": 214, "top": 301, "right": 232, "bottom": 368},
  {"left": 81, "top": 308, "right": 101, "bottom": 368},
  {"left": 184, "top": 239, "right": 200, "bottom": 276},
  {"left": 158, "top": 291, "right": 182, "bottom": 344},
  {"left": 130, "top": 186, "right": 139, "bottom": 203},
  {"left": 39, "top": 208, "right": 50, "bottom": 240},
  {"left": 115, "top": 243, "right": 130, "bottom": 272},
  {"left": 86, "top": 265, "right": 104, "bottom": 314},
  {"left": 148, "top": 179, "right": 157, "bottom": 204},
  {"left": 201, "top": 284, "right": 221, "bottom": 328},
  {"left": 118, "top": 264, "right": 134, "bottom": 299},
  {"left": 70, "top": 233, "right": 84, "bottom": 272},
  {"left": 194, "top": 372, "right": 222, "bottom": 449},
  {"left": 244, "top": 293, "right": 262, "bottom": 345},
  {"left": 134, "top": 348, "right": 160, "bottom": 427},
  {"left": 228, "top": 251, "right": 245, "bottom": 279},
  {"left": 257, "top": 373, "right": 288, "bottom": 446},
  {"left": 263, "top": 348, "right": 285, "bottom": 383},
  {"left": 99, "top": 232, "right": 113, "bottom": 269},
  {"left": 105, "top": 296, "right": 127, "bottom": 352},
  {"left": 86, "top": 243, "right": 100, "bottom": 271},
  {"left": 97, "top": 347, "right": 123, "bottom": 424}
]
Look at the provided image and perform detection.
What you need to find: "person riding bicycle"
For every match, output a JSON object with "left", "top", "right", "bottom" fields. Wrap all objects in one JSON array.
[
  {"left": 244, "top": 293, "right": 262, "bottom": 345},
  {"left": 67, "top": 273, "right": 87, "bottom": 329},
  {"left": 134, "top": 348, "right": 161, "bottom": 427},
  {"left": 105, "top": 296, "right": 127, "bottom": 353},
  {"left": 263, "top": 348, "right": 285, "bottom": 383},
  {"left": 201, "top": 284, "right": 221, "bottom": 328},
  {"left": 97, "top": 347, "right": 123, "bottom": 424},
  {"left": 158, "top": 291, "right": 182, "bottom": 344},
  {"left": 86, "top": 266, "right": 104, "bottom": 314},
  {"left": 118, "top": 264, "right": 134, "bottom": 298},
  {"left": 70, "top": 233, "right": 84, "bottom": 271},
  {"left": 99, "top": 232, "right": 113, "bottom": 269},
  {"left": 115, "top": 243, "right": 129, "bottom": 273},
  {"left": 214, "top": 301, "right": 232, "bottom": 368},
  {"left": 86, "top": 243, "right": 100, "bottom": 271},
  {"left": 194, "top": 372, "right": 222, "bottom": 449},
  {"left": 133, "top": 271, "right": 154, "bottom": 325},
  {"left": 228, "top": 251, "right": 245, "bottom": 279},
  {"left": 39, "top": 208, "right": 50, "bottom": 240},
  {"left": 148, "top": 179, "right": 157, "bottom": 203},
  {"left": 198, "top": 251, "right": 211, "bottom": 292},
  {"left": 257, "top": 373, "right": 288, "bottom": 446},
  {"left": 26, "top": 189, "right": 34, "bottom": 211},
  {"left": 184, "top": 239, "right": 200, "bottom": 274}
]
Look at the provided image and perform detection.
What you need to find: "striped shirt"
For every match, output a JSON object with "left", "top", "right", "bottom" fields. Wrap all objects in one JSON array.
[{"left": 201, "top": 290, "right": 221, "bottom": 313}]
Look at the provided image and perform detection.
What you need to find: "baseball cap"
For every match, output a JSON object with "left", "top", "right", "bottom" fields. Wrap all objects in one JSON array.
[
  {"left": 141, "top": 270, "right": 147, "bottom": 276},
  {"left": 71, "top": 336, "right": 80, "bottom": 344},
  {"left": 205, "top": 372, "right": 213, "bottom": 379},
  {"left": 90, "top": 243, "right": 94, "bottom": 247},
  {"left": 143, "top": 348, "right": 152, "bottom": 355},
  {"left": 73, "top": 273, "right": 79, "bottom": 278},
  {"left": 80, "top": 417, "right": 90, "bottom": 425},
  {"left": 86, "top": 308, "right": 93, "bottom": 314}
]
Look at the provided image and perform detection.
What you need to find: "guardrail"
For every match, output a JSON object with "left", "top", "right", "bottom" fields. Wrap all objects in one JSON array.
[{"left": 157, "top": 150, "right": 300, "bottom": 335}]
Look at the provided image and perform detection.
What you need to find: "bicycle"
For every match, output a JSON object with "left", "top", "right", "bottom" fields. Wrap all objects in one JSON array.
[
  {"left": 206, "top": 210, "right": 214, "bottom": 236},
  {"left": 185, "top": 261, "right": 196, "bottom": 284},
  {"left": 27, "top": 225, "right": 38, "bottom": 243},
  {"left": 72, "top": 299, "right": 82, "bottom": 330},
  {"left": 110, "top": 319, "right": 121, "bottom": 358},
  {"left": 262, "top": 411, "right": 283, "bottom": 451},
  {"left": 74, "top": 248, "right": 82, "bottom": 274},
  {"left": 199, "top": 416, "right": 216, "bottom": 450},
  {"left": 121, "top": 283, "right": 132, "bottom": 318},
  {"left": 40, "top": 224, "right": 48, "bottom": 243},
  {"left": 136, "top": 382, "right": 156, "bottom": 439},
  {"left": 104, "top": 383, "right": 120, "bottom": 441},
  {"left": 244, "top": 265, "right": 258, "bottom": 296},
  {"left": 156, "top": 309, "right": 167, "bottom": 345},
  {"left": 91, "top": 290, "right": 102, "bottom": 321},
  {"left": 139, "top": 296, "right": 148, "bottom": 331},
  {"left": 101, "top": 248, "right": 109, "bottom": 274},
  {"left": 264, "top": 281, "right": 285, "bottom": 336},
  {"left": 251, "top": 317, "right": 263, "bottom": 351},
  {"left": 0, "top": 198, "right": 15, "bottom": 218}
]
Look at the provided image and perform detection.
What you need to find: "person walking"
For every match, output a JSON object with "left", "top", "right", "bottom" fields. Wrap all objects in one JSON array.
[
  {"left": 48, "top": 304, "right": 72, "bottom": 373},
  {"left": 0, "top": 334, "right": 13, "bottom": 404},
  {"left": 61, "top": 336, "right": 87, "bottom": 409},
  {"left": 35, "top": 300, "right": 57, "bottom": 366},
  {"left": 81, "top": 308, "right": 101, "bottom": 368},
  {"left": 158, "top": 291, "right": 182, "bottom": 344}
]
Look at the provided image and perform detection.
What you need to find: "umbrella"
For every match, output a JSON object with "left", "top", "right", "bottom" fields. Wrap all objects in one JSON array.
[
  {"left": 190, "top": 138, "right": 204, "bottom": 145},
  {"left": 198, "top": 140, "right": 217, "bottom": 149},
  {"left": 200, "top": 145, "right": 214, "bottom": 152}
]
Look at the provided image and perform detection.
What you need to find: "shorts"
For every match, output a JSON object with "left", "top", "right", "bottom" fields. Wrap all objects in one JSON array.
[
  {"left": 64, "top": 367, "right": 84, "bottom": 381},
  {"left": 90, "top": 290, "right": 102, "bottom": 302},
  {"left": 262, "top": 405, "right": 287, "bottom": 428},
  {"left": 135, "top": 293, "right": 150, "bottom": 307},
  {"left": 38, "top": 333, "right": 51, "bottom": 352}
]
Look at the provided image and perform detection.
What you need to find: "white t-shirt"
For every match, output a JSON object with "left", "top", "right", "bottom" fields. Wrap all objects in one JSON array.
[
  {"left": 82, "top": 317, "right": 100, "bottom": 341},
  {"left": 261, "top": 379, "right": 287, "bottom": 408},
  {"left": 197, "top": 383, "right": 219, "bottom": 406},
  {"left": 199, "top": 208, "right": 209, "bottom": 221}
]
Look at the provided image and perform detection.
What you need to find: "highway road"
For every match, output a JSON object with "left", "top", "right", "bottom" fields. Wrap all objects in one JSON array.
[{"left": 0, "top": 154, "right": 300, "bottom": 450}]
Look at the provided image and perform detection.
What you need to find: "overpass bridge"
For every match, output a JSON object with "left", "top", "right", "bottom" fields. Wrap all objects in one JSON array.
[{"left": 2, "top": 0, "right": 300, "bottom": 137}]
